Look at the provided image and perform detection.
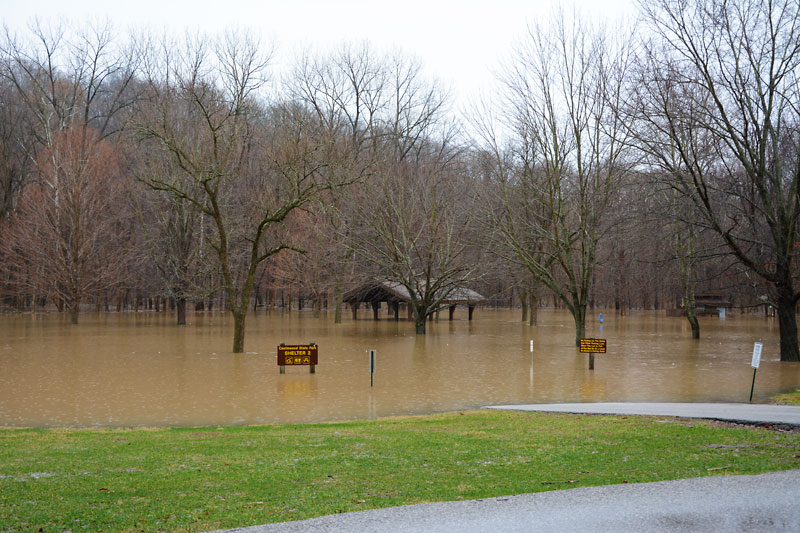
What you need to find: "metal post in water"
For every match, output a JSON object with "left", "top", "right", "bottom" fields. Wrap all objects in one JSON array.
[
  {"left": 369, "top": 349, "right": 376, "bottom": 387},
  {"left": 527, "top": 339, "right": 535, "bottom": 388},
  {"left": 589, "top": 352, "right": 595, "bottom": 370}
]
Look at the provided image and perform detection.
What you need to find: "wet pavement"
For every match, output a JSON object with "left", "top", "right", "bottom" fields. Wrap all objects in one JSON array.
[
  {"left": 484, "top": 402, "right": 800, "bottom": 426},
  {"left": 217, "top": 470, "right": 800, "bottom": 532}
]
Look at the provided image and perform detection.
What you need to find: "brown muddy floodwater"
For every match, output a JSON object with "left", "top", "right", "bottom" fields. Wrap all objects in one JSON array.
[{"left": 1, "top": 308, "right": 798, "bottom": 427}]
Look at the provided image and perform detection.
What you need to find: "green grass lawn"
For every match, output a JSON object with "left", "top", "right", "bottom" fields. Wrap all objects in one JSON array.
[
  {"left": 1, "top": 410, "right": 798, "bottom": 531},
  {"left": 773, "top": 390, "right": 800, "bottom": 405}
]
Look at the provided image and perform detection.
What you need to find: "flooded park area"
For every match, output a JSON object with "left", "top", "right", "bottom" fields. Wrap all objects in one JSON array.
[{"left": 1, "top": 308, "right": 798, "bottom": 428}]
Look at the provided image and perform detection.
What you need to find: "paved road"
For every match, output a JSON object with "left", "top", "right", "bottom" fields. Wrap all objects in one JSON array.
[
  {"left": 483, "top": 402, "right": 800, "bottom": 426},
  {"left": 219, "top": 470, "right": 800, "bottom": 532}
]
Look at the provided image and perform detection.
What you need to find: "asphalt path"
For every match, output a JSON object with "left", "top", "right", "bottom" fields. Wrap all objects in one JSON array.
[
  {"left": 219, "top": 470, "right": 800, "bottom": 532},
  {"left": 483, "top": 402, "right": 800, "bottom": 426},
  {"left": 215, "top": 403, "right": 800, "bottom": 532}
]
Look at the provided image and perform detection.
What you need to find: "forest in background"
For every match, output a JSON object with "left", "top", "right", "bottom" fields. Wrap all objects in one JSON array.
[{"left": 1, "top": 0, "right": 798, "bottom": 359}]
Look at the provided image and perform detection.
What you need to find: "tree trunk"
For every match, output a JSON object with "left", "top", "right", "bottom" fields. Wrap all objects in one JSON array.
[
  {"left": 685, "top": 305, "right": 700, "bottom": 339},
  {"left": 177, "top": 297, "right": 186, "bottom": 326},
  {"left": 529, "top": 291, "right": 538, "bottom": 326},
  {"left": 776, "top": 286, "right": 800, "bottom": 362},
  {"left": 520, "top": 287, "right": 528, "bottom": 323},
  {"left": 413, "top": 306, "right": 427, "bottom": 334},
  {"left": 677, "top": 222, "right": 699, "bottom": 339},
  {"left": 334, "top": 279, "right": 343, "bottom": 324},
  {"left": 683, "top": 290, "right": 700, "bottom": 340},
  {"left": 683, "top": 272, "right": 700, "bottom": 339},
  {"left": 232, "top": 309, "right": 246, "bottom": 353},
  {"left": 573, "top": 304, "right": 586, "bottom": 347},
  {"left": 69, "top": 301, "right": 79, "bottom": 324}
]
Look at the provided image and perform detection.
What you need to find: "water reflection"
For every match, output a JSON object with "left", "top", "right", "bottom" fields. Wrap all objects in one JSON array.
[{"left": 0, "top": 309, "right": 797, "bottom": 427}]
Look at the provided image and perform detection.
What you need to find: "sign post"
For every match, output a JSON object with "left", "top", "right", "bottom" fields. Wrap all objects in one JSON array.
[
  {"left": 369, "top": 349, "right": 376, "bottom": 387},
  {"left": 277, "top": 343, "right": 318, "bottom": 374},
  {"left": 579, "top": 338, "right": 607, "bottom": 370},
  {"left": 749, "top": 342, "right": 762, "bottom": 402}
]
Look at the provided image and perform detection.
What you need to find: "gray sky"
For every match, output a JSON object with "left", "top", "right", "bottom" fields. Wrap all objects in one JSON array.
[{"left": 1, "top": 0, "right": 637, "bottom": 110}]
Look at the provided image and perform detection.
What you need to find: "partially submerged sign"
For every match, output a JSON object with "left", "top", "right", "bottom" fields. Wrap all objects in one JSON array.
[
  {"left": 278, "top": 344, "right": 318, "bottom": 366},
  {"left": 579, "top": 338, "right": 607, "bottom": 353}
]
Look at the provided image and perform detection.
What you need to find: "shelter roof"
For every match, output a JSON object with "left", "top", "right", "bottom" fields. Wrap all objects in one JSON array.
[{"left": 343, "top": 279, "right": 485, "bottom": 304}]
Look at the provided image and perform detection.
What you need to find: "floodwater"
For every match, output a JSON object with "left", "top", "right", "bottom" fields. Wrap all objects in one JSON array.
[{"left": 1, "top": 308, "right": 798, "bottom": 427}]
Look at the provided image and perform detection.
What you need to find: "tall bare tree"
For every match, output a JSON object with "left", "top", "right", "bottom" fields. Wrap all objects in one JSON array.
[
  {"left": 133, "top": 153, "right": 210, "bottom": 325},
  {"left": 0, "top": 77, "right": 32, "bottom": 219},
  {"left": 2, "top": 127, "right": 132, "bottom": 321},
  {"left": 0, "top": 20, "right": 138, "bottom": 321},
  {"left": 136, "top": 31, "right": 354, "bottom": 352},
  {"left": 351, "top": 148, "right": 477, "bottom": 334},
  {"left": 633, "top": 0, "right": 800, "bottom": 361},
  {"left": 289, "top": 44, "right": 450, "bottom": 323},
  {"left": 288, "top": 43, "right": 387, "bottom": 321},
  {"left": 476, "top": 11, "right": 634, "bottom": 345}
]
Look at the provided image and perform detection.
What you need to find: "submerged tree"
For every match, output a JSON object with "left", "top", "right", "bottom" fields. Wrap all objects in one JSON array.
[
  {"left": 133, "top": 154, "right": 209, "bottom": 326},
  {"left": 287, "top": 43, "right": 387, "bottom": 322},
  {"left": 136, "top": 31, "right": 355, "bottom": 352},
  {"left": 351, "top": 150, "right": 477, "bottom": 334},
  {"left": 3, "top": 128, "right": 131, "bottom": 322},
  {"left": 476, "top": 11, "right": 634, "bottom": 346},
  {"left": 634, "top": 0, "right": 800, "bottom": 361},
  {"left": 0, "top": 20, "right": 138, "bottom": 319}
]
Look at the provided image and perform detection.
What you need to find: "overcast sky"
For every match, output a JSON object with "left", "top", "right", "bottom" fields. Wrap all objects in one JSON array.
[{"left": 1, "top": 0, "right": 637, "bottom": 110}]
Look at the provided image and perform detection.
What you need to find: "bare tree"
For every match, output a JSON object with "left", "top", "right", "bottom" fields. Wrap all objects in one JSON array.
[
  {"left": 0, "top": 21, "right": 138, "bottom": 320},
  {"left": 0, "top": 77, "right": 32, "bottom": 219},
  {"left": 0, "top": 20, "right": 138, "bottom": 152},
  {"left": 288, "top": 44, "right": 450, "bottom": 323},
  {"left": 2, "top": 127, "right": 132, "bottom": 321},
  {"left": 475, "top": 11, "right": 634, "bottom": 345},
  {"left": 133, "top": 153, "right": 210, "bottom": 325},
  {"left": 633, "top": 0, "right": 800, "bottom": 361},
  {"left": 351, "top": 149, "right": 477, "bottom": 334},
  {"left": 136, "top": 31, "right": 354, "bottom": 352},
  {"left": 288, "top": 43, "right": 387, "bottom": 321}
]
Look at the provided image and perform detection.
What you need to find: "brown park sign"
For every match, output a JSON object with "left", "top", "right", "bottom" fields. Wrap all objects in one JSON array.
[
  {"left": 579, "top": 338, "right": 607, "bottom": 353},
  {"left": 277, "top": 344, "right": 318, "bottom": 366}
]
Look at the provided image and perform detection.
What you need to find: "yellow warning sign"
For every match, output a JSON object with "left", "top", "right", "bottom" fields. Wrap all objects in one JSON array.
[{"left": 579, "top": 338, "right": 607, "bottom": 353}]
